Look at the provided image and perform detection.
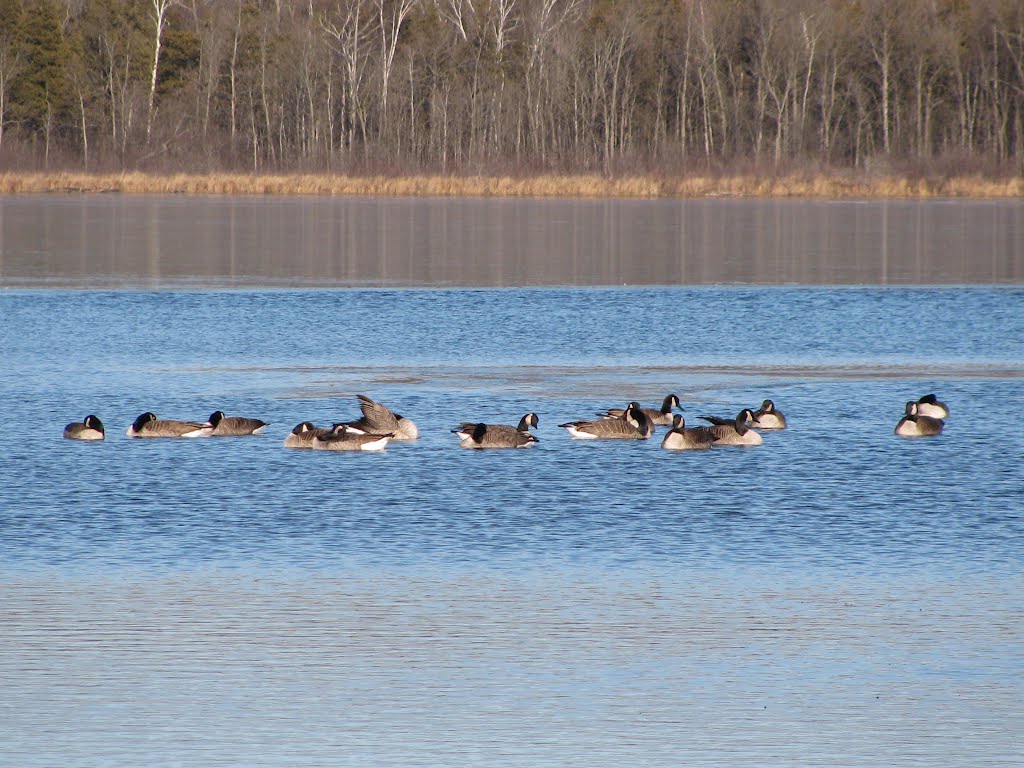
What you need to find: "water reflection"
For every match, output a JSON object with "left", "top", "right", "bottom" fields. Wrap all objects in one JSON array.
[
  {"left": 3, "top": 569, "right": 1021, "bottom": 768},
  {"left": 1, "top": 196, "right": 1021, "bottom": 287}
]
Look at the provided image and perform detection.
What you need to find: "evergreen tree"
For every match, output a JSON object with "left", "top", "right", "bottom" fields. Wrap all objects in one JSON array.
[
  {"left": 10, "top": 0, "right": 69, "bottom": 137},
  {"left": 0, "top": 0, "right": 26, "bottom": 149}
]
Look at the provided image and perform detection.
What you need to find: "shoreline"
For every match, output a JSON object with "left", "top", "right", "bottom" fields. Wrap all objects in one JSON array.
[{"left": 1, "top": 170, "right": 1022, "bottom": 199}]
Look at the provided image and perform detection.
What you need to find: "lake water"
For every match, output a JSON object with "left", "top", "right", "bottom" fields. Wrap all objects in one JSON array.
[
  {"left": 1, "top": 196, "right": 1022, "bottom": 767},
  {"left": 2, "top": 195, "right": 1022, "bottom": 287}
]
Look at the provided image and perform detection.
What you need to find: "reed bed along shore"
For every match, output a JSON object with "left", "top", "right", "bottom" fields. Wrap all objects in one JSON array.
[{"left": 0, "top": 171, "right": 1021, "bottom": 199}]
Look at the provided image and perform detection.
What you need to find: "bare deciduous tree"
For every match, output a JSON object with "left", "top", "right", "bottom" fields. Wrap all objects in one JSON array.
[
  {"left": 374, "top": 0, "right": 419, "bottom": 146},
  {"left": 322, "top": 0, "right": 375, "bottom": 156},
  {"left": 146, "top": 0, "right": 181, "bottom": 141}
]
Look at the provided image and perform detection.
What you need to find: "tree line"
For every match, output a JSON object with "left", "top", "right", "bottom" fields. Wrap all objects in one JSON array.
[{"left": 1, "top": 0, "right": 1023, "bottom": 175}]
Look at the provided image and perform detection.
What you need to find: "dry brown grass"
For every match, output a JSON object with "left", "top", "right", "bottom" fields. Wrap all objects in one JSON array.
[{"left": 0, "top": 170, "right": 1021, "bottom": 198}]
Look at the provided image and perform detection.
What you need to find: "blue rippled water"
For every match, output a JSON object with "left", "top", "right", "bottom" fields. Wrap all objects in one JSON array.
[{"left": 1, "top": 287, "right": 1023, "bottom": 577}]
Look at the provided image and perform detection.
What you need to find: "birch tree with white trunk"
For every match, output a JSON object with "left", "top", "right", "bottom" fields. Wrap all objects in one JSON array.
[
  {"left": 146, "top": 0, "right": 180, "bottom": 141},
  {"left": 374, "top": 0, "right": 419, "bottom": 148},
  {"left": 322, "top": 0, "right": 377, "bottom": 155}
]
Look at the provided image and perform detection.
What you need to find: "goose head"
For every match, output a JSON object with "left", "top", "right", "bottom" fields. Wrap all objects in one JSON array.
[
  {"left": 734, "top": 409, "right": 756, "bottom": 435},
  {"left": 517, "top": 413, "right": 540, "bottom": 431},
  {"left": 625, "top": 405, "right": 653, "bottom": 436},
  {"left": 131, "top": 412, "right": 157, "bottom": 432}
]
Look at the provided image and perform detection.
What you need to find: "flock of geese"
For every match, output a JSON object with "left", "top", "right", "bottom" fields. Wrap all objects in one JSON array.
[{"left": 62, "top": 393, "right": 949, "bottom": 449}]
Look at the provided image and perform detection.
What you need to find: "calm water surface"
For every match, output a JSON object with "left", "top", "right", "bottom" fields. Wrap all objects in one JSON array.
[
  {"left": 1, "top": 195, "right": 1022, "bottom": 286},
  {"left": 1, "top": 197, "right": 1022, "bottom": 767}
]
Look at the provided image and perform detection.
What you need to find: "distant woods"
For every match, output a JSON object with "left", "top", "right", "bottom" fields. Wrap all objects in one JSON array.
[{"left": 1, "top": 0, "right": 1023, "bottom": 176}]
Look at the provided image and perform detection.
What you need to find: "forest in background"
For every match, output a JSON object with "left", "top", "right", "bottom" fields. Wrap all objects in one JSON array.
[{"left": 1, "top": 0, "right": 1023, "bottom": 179}]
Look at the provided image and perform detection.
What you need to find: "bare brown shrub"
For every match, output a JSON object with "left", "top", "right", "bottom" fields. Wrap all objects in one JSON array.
[{"left": 0, "top": 171, "right": 1020, "bottom": 199}]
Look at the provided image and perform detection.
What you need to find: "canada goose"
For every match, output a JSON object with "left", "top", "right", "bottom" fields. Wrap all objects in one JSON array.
[
  {"left": 202, "top": 410, "right": 268, "bottom": 436},
  {"left": 311, "top": 423, "right": 393, "bottom": 451},
  {"left": 283, "top": 421, "right": 332, "bottom": 448},
  {"left": 751, "top": 399, "right": 787, "bottom": 429},
  {"left": 63, "top": 415, "right": 105, "bottom": 441},
  {"left": 597, "top": 394, "right": 680, "bottom": 427},
  {"left": 453, "top": 413, "right": 538, "bottom": 440},
  {"left": 125, "top": 411, "right": 207, "bottom": 438},
  {"left": 344, "top": 394, "right": 419, "bottom": 440},
  {"left": 895, "top": 402, "right": 944, "bottom": 437},
  {"left": 699, "top": 409, "right": 763, "bottom": 446},
  {"left": 560, "top": 405, "right": 653, "bottom": 440},
  {"left": 661, "top": 414, "right": 716, "bottom": 450},
  {"left": 914, "top": 393, "right": 949, "bottom": 419},
  {"left": 453, "top": 416, "right": 540, "bottom": 449}
]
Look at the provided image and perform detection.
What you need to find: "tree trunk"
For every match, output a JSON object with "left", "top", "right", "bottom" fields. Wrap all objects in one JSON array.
[
  {"left": 260, "top": 27, "right": 275, "bottom": 165},
  {"left": 0, "top": 72, "right": 6, "bottom": 151},
  {"left": 147, "top": 0, "right": 177, "bottom": 142},
  {"left": 230, "top": 15, "right": 239, "bottom": 148},
  {"left": 375, "top": 0, "right": 419, "bottom": 153},
  {"left": 874, "top": 27, "right": 891, "bottom": 154},
  {"left": 79, "top": 89, "right": 88, "bottom": 168}
]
